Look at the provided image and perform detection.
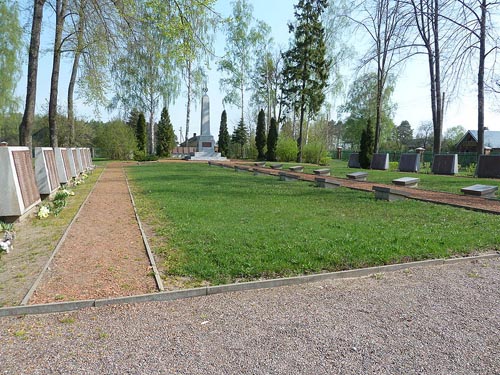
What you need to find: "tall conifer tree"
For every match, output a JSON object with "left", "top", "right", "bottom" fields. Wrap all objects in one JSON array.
[
  {"left": 266, "top": 117, "right": 278, "bottom": 161},
  {"left": 218, "top": 110, "right": 230, "bottom": 157},
  {"left": 255, "top": 109, "right": 267, "bottom": 160}
]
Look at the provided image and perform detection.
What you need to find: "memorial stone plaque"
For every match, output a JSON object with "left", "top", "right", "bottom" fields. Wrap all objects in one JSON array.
[
  {"left": 432, "top": 154, "right": 458, "bottom": 175},
  {"left": 370, "top": 153, "right": 389, "bottom": 170},
  {"left": 76, "top": 148, "right": 85, "bottom": 172},
  {"left": 0, "top": 146, "right": 41, "bottom": 217},
  {"left": 35, "top": 147, "right": 59, "bottom": 195},
  {"left": 398, "top": 153, "right": 420, "bottom": 172},
  {"left": 476, "top": 155, "right": 500, "bottom": 178},
  {"left": 67, "top": 148, "right": 78, "bottom": 178},
  {"left": 348, "top": 153, "right": 361, "bottom": 168},
  {"left": 72, "top": 148, "right": 82, "bottom": 174},
  {"left": 54, "top": 147, "right": 71, "bottom": 184}
]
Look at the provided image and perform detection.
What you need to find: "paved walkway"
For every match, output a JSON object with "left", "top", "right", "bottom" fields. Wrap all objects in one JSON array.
[{"left": 29, "top": 162, "right": 157, "bottom": 304}]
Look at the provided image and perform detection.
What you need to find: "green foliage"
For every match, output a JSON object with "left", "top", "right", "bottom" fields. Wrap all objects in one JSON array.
[
  {"left": 156, "top": 107, "right": 176, "bottom": 157},
  {"left": 95, "top": 120, "right": 137, "bottom": 160},
  {"left": 217, "top": 110, "right": 231, "bottom": 157},
  {"left": 255, "top": 109, "right": 267, "bottom": 160},
  {"left": 266, "top": 117, "right": 278, "bottom": 161},
  {"left": 442, "top": 125, "right": 466, "bottom": 152},
  {"left": 0, "top": 1, "right": 23, "bottom": 115},
  {"left": 276, "top": 136, "right": 298, "bottom": 162},
  {"left": 340, "top": 72, "right": 396, "bottom": 147},
  {"left": 303, "top": 142, "right": 328, "bottom": 164},
  {"left": 218, "top": 0, "right": 270, "bottom": 118},
  {"left": 395, "top": 120, "right": 413, "bottom": 150},
  {"left": 359, "top": 119, "right": 375, "bottom": 169},
  {"left": 282, "top": 0, "right": 330, "bottom": 161},
  {"left": 135, "top": 113, "right": 147, "bottom": 154},
  {"left": 232, "top": 118, "right": 248, "bottom": 158}
]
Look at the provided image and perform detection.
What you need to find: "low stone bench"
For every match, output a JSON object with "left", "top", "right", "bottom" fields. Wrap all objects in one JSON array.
[
  {"left": 254, "top": 162, "right": 266, "bottom": 167},
  {"left": 270, "top": 164, "right": 283, "bottom": 170},
  {"left": 315, "top": 177, "right": 341, "bottom": 189},
  {"left": 373, "top": 186, "right": 411, "bottom": 201},
  {"left": 461, "top": 184, "right": 498, "bottom": 199},
  {"left": 289, "top": 165, "right": 304, "bottom": 173},
  {"left": 392, "top": 177, "right": 420, "bottom": 188},
  {"left": 279, "top": 172, "right": 299, "bottom": 182},
  {"left": 313, "top": 168, "right": 330, "bottom": 176},
  {"left": 347, "top": 172, "right": 368, "bottom": 181}
]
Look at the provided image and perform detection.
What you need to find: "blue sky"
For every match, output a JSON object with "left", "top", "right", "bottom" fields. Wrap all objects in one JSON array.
[{"left": 16, "top": 0, "right": 500, "bottom": 140}]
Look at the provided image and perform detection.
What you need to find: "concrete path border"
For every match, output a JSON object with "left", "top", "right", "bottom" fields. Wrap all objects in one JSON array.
[
  {"left": 20, "top": 168, "right": 105, "bottom": 306},
  {"left": 2, "top": 252, "right": 497, "bottom": 318}
]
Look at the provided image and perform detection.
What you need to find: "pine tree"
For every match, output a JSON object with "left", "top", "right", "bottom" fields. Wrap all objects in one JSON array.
[
  {"left": 218, "top": 110, "right": 231, "bottom": 157},
  {"left": 282, "top": 0, "right": 330, "bottom": 162},
  {"left": 359, "top": 119, "right": 374, "bottom": 169},
  {"left": 255, "top": 109, "right": 267, "bottom": 160},
  {"left": 136, "top": 113, "right": 147, "bottom": 154},
  {"left": 127, "top": 108, "right": 140, "bottom": 130},
  {"left": 156, "top": 107, "right": 176, "bottom": 157},
  {"left": 266, "top": 117, "right": 278, "bottom": 161},
  {"left": 232, "top": 118, "right": 248, "bottom": 158}
]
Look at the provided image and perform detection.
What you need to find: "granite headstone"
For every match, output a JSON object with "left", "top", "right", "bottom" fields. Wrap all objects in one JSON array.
[
  {"left": 476, "top": 155, "right": 500, "bottom": 178},
  {"left": 35, "top": 147, "right": 60, "bottom": 195},
  {"left": 432, "top": 154, "right": 458, "bottom": 175},
  {"left": 370, "top": 153, "right": 389, "bottom": 170},
  {"left": 398, "top": 153, "right": 420, "bottom": 172},
  {"left": 348, "top": 153, "right": 361, "bottom": 168}
]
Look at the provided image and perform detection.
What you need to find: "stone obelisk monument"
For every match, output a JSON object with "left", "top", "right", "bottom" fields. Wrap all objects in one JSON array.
[{"left": 190, "top": 82, "right": 226, "bottom": 161}]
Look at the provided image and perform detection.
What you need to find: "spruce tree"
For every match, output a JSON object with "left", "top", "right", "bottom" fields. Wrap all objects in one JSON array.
[
  {"left": 255, "top": 109, "right": 267, "bottom": 160},
  {"left": 218, "top": 110, "right": 231, "bottom": 157},
  {"left": 136, "top": 113, "right": 147, "bottom": 154},
  {"left": 156, "top": 107, "right": 176, "bottom": 157},
  {"left": 282, "top": 0, "right": 330, "bottom": 162},
  {"left": 359, "top": 119, "right": 374, "bottom": 169},
  {"left": 232, "top": 118, "right": 248, "bottom": 158},
  {"left": 266, "top": 117, "right": 278, "bottom": 161}
]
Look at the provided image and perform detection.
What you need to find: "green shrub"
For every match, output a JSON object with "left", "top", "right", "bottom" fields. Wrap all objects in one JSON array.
[
  {"left": 389, "top": 161, "right": 399, "bottom": 171},
  {"left": 276, "top": 137, "right": 298, "bottom": 162},
  {"left": 303, "top": 142, "right": 328, "bottom": 164}
]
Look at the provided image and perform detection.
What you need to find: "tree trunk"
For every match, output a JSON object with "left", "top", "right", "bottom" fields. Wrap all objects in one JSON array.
[
  {"left": 433, "top": 0, "right": 442, "bottom": 154},
  {"left": 184, "top": 60, "right": 191, "bottom": 149},
  {"left": 374, "top": 68, "right": 383, "bottom": 154},
  {"left": 19, "top": 0, "right": 46, "bottom": 148},
  {"left": 48, "top": 0, "right": 68, "bottom": 148},
  {"left": 477, "top": 0, "right": 486, "bottom": 155},
  {"left": 67, "top": 1, "right": 85, "bottom": 147}
]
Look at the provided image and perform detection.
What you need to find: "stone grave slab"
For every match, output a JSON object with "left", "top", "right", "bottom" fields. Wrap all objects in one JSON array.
[
  {"left": 348, "top": 153, "right": 360, "bottom": 168},
  {"left": 347, "top": 172, "right": 368, "bottom": 181},
  {"left": 392, "top": 177, "right": 420, "bottom": 188},
  {"left": 372, "top": 186, "right": 411, "bottom": 201},
  {"left": 0, "top": 146, "right": 41, "bottom": 217},
  {"left": 270, "top": 164, "right": 283, "bottom": 170},
  {"left": 35, "top": 147, "right": 60, "bottom": 195},
  {"left": 476, "top": 155, "right": 500, "bottom": 178},
  {"left": 315, "top": 177, "right": 341, "bottom": 189},
  {"left": 54, "top": 147, "right": 72, "bottom": 184},
  {"left": 289, "top": 165, "right": 304, "bottom": 172},
  {"left": 254, "top": 162, "right": 266, "bottom": 167},
  {"left": 398, "top": 153, "right": 420, "bottom": 172},
  {"left": 313, "top": 168, "right": 330, "bottom": 176},
  {"left": 370, "top": 153, "right": 389, "bottom": 170},
  {"left": 77, "top": 148, "right": 86, "bottom": 172},
  {"left": 432, "top": 154, "right": 458, "bottom": 175},
  {"left": 461, "top": 184, "right": 498, "bottom": 198},
  {"left": 66, "top": 148, "right": 78, "bottom": 178},
  {"left": 279, "top": 172, "right": 299, "bottom": 181},
  {"left": 71, "top": 148, "right": 82, "bottom": 174}
]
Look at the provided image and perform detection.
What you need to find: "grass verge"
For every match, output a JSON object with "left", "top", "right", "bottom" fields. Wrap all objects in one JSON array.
[{"left": 128, "top": 162, "right": 500, "bottom": 285}]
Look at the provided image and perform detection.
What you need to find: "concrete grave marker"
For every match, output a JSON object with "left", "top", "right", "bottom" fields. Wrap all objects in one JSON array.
[
  {"left": 71, "top": 148, "right": 82, "bottom": 174},
  {"left": 432, "top": 154, "right": 458, "bottom": 175},
  {"left": 35, "top": 147, "right": 60, "bottom": 195},
  {"left": 461, "top": 184, "right": 498, "bottom": 198},
  {"left": 76, "top": 148, "right": 85, "bottom": 172},
  {"left": 398, "top": 153, "right": 420, "bottom": 172},
  {"left": 67, "top": 148, "right": 78, "bottom": 178},
  {"left": 0, "top": 146, "right": 41, "bottom": 217},
  {"left": 348, "top": 153, "right": 361, "bottom": 168},
  {"left": 347, "top": 171, "right": 368, "bottom": 181},
  {"left": 54, "top": 148, "right": 72, "bottom": 184},
  {"left": 370, "top": 153, "right": 389, "bottom": 170},
  {"left": 476, "top": 155, "right": 500, "bottom": 178}
]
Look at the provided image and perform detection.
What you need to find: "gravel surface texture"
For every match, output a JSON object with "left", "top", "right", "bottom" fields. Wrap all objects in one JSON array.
[{"left": 1, "top": 258, "right": 498, "bottom": 374}]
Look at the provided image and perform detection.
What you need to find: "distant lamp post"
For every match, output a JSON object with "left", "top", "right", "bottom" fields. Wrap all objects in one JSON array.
[
  {"left": 484, "top": 146, "right": 492, "bottom": 156},
  {"left": 416, "top": 147, "right": 425, "bottom": 169}
]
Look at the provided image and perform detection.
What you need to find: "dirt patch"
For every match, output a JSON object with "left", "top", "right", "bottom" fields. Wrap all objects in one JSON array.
[{"left": 29, "top": 163, "right": 157, "bottom": 304}]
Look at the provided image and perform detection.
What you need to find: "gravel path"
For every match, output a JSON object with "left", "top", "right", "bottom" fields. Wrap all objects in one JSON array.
[
  {"left": 29, "top": 163, "right": 157, "bottom": 304},
  {"left": 1, "top": 258, "right": 498, "bottom": 374}
]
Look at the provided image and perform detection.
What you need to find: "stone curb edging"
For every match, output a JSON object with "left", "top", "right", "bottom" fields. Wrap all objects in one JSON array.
[
  {"left": 19, "top": 167, "right": 106, "bottom": 306},
  {"left": 1, "top": 252, "right": 497, "bottom": 318},
  {"left": 123, "top": 168, "right": 164, "bottom": 292}
]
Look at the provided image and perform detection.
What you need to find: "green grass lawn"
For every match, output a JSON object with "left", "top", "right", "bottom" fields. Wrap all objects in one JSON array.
[{"left": 128, "top": 162, "right": 500, "bottom": 285}]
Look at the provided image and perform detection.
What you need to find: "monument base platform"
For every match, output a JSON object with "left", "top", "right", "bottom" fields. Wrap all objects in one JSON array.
[{"left": 188, "top": 151, "right": 227, "bottom": 161}]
